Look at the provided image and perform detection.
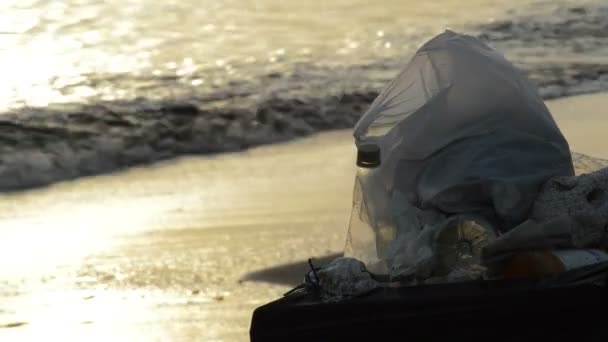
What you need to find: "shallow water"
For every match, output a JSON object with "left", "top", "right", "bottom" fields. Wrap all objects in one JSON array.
[{"left": 0, "top": 0, "right": 583, "bottom": 109}]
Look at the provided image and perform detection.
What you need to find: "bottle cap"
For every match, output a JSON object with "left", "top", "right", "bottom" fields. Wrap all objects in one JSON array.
[{"left": 356, "top": 143, "right": 381, "bottom": 168}]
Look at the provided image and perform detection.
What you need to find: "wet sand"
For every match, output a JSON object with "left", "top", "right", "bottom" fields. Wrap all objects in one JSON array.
[
  {"left": 547, "top": 93, "right": 608, "bottom": 159},
  {"left": 0, "top": 93, "right": 607, "bottom": 341}
]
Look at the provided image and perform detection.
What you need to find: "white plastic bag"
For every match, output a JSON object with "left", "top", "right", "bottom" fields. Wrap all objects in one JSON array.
[{"left": 345, "top": 30, "right": 574, "bottom": 277}]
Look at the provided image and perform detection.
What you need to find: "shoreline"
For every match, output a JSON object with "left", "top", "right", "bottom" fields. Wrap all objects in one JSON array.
[{"left": 1, "top": 90, "right": 606, "bottom": 193}]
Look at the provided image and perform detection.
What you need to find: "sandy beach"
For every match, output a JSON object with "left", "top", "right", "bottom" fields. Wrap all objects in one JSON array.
[
  {"left": 0, "top": 93, "right": 605, "bottom": 341},
  {"left": 547, "top": 93, "right": 608, "bottom": 160}
]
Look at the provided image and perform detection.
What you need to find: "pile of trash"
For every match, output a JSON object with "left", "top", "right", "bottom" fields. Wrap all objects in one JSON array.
[{"left": 308, "top": 31, "right": 608, "bottom": 302}]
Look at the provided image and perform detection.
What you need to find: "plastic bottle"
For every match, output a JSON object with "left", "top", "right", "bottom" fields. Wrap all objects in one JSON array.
[
  {"left": 344, "top": 143, "right": 395, "bottom": 275},
  {"left": 433, "top": 216, "right": 497, "bottom": 279},
  {"left": 501, "top": 249, "right": 608, "bottom": 279}
]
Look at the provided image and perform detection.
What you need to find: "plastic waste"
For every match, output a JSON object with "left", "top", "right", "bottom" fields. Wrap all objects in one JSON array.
[
  {"left": 315, "top": 257, "right": 379, "bottom": 302},
  {"left": 344, "top": 143, "right": 395, "bottom": 274},
  {"left": 384, "top": 190, "right": 443, "bottom": 280},
  {"left": 345, "top": 30, "right": 574, "bottom": 280},
  {"left": 353, "top": 30, "right": 573, "bottom": 229},
  {"left": 500, "top": 249, "right": 608, "bottom": 279},
  {"left": 388, "top": 216, "right": 497, "bottom": 283},
  {"left": 433, "top": 217, "right": 497, "bottom": 278}
]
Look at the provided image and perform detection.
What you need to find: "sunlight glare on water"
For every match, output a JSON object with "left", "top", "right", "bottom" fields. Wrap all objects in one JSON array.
[{"left": 0, "top": 0, "right": 574, "bottom": 110}]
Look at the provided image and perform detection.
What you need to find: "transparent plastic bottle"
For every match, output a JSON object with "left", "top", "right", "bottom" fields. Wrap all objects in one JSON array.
[
  {"left": 433, "top": 216, "right": 497, "bottom": 279},
  {"left": 344, "top": 143, "right": 395, "bottom": 275}
]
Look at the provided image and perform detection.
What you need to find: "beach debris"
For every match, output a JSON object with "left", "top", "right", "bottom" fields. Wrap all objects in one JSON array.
[
  {"left": 384, "top": 192, "right": 444, "bottom": 280},
  {"left": 314, "top": 257, "right": 379, "bottom": 302},
  {"left": 344, "top": 30, "right": 573, "bottom": 283},
  {"left": 533, "top": 168, "right": 608, "bottom": 219},
  {"left": 532, "top": 167, "right": 608, "bottom": 249},
  {"left": 481, "top": 167, "right": 608, "bottom": 276}
]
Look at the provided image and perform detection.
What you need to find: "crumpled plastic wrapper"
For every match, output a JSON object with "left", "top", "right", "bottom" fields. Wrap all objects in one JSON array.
[
  {"left": 316, "top": 257, "right": 379, "bottom": 302},
  {"left": 385, "top": 190, "right": 445, "bottom": 280}
]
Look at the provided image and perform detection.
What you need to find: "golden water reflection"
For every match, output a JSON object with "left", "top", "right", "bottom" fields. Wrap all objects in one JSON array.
[
  {"left": 0, "top": 131, "right": 354, "bottom": 341},
  {"left": 0, "top": 0, "right": 572, "bottom": 109}
]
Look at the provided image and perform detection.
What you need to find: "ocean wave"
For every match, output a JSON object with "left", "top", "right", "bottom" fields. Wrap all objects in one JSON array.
[{"left": 0, "top": 3, "right": 607, "bottom": 191}]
